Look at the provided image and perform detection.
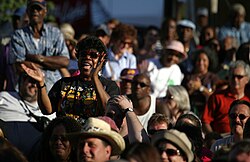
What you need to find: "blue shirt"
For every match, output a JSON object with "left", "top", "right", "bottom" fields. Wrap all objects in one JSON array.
[
  {"left": 102, "top": 49, "right": 137, "bottom": 81},
  {"left": 9, "top": 24, "right": 69, "bottom": 91},
  {"left": 218, "top": 21, "right": 250, "bottom": 45}
]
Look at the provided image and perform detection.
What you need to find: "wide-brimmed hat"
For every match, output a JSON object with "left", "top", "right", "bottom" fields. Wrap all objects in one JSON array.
[
  {"left": 27, "top": 0, "right": 46, "bottom": 9},
  {"left": 60, "top": 23, "right": 77, "bottom": 46},
  {"left": 120, "top": 68, "right": 139, "bottom": 80},
  {"left": 151, "top": 129, "right": 194, "bottom": 162},
  {"left": 69, "top": 117, "right": 125, "bottom": 156},
  {"left": 165, "top": 40, "right": 187, "bottom": 59}
]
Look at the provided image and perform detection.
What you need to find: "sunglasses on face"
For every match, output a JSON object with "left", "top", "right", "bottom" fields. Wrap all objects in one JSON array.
[
  {"left": 50, "top": 135, "right": 69, "bottom": 142},
  {"left": 157, "top": 148, "right": 181, "bottom": 156},
  {"left": 79, "top": 51, "right": 100, "bottom": 59},
  {"left": 147, "top": 129, "right": 167, "bottom": 135},
  {"left": 132, "top": 81, "right": 149, "bottom": 88},
  {"left": 231, "top": 74, "right": 246, "bottom": 80},
  {"left": 229, "top": 113, "right": 249, "bottom": 120}
]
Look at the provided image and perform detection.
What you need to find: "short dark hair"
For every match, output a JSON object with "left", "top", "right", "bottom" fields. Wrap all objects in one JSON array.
[
  {"left": 228, "top": 100, "right": 250, "bottom": 114},
  {"left": 76, "top": 36, "right": 107, "bottom": 54},
  {"left": 75, "top": 36, "right": 107, "bottom": 66}
]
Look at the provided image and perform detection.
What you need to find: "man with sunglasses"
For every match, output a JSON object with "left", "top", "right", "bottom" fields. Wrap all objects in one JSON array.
[
  {"left": 211, "top": 100, "right": 250, "bottom": 152},
  {"left": 202, "top": 60, "right": 250, "bottom": 135},
  {"left": 9, "top": 0, "right": 70, "bottom": 92},
  {"left": 22, "top": 36, "right": 120, "bottom": 122},
  {"left": 151, "top": 129, "right": 194, "bottom": 162}
]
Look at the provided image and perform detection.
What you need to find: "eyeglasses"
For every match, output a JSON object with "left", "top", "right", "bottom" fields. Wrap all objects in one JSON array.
[
  {"left": 79, "top": 51, "right": 100, "bottom": 59},
  {"left": 229, "top": 113, "right": 249, "bottom": 120},
  {"left": 50, "top": 135, "right": 69, "bottom": 142},
  {"left": 231, "top": 74, "right": 246, "bottom": 80},
  {"left": 157, "top": 148, "right": 181, "bottom": 156},
  {"left": 132, "top": 81, "right": 149, "bottom": 88}
]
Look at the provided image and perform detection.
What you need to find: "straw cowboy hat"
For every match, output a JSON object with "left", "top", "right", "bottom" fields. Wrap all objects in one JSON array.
[{"left": 69, "top": 117, "right": 125, "bottom": 156}]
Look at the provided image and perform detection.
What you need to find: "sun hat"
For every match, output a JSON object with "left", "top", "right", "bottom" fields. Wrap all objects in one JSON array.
[
  {"left": 151, "top": 129, "right": 194, "bottom": 162},
  {"left": 177, "top": 19, "right": 196, "bottom": 30},
  {"left": 69, "top": 117, "right": 125, "bottom": 156},
  {"left": 165, "top": 40, "right": 187, "bottom": 59},
  {"left": 27, "top": 0, "right": 46, "bottom": 8},
  {"left": 120, "top": 68, "right": 139, "bottom": 80},
  {"left": 60, "top": 23, "right": 77, "bottom": 46}
]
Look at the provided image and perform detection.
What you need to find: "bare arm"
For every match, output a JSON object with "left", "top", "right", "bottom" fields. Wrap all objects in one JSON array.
[
  {"left": 21, "top": 63, "right": 53, "bottom": 114},
  {"left": 114, "top": 95, "right": 150, "bottom": 143},
  {"left": 26, "top": 54, "right": 69, "bottom": 70},
  {"left": 202, "top": 123, "right": 213, "bottom": 135}
]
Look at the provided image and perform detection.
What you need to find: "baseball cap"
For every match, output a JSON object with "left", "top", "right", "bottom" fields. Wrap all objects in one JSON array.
[
  {"left": 27, "top": 0, "right": 46, "bottom": 8},
  {"left": 120, "top": 68, "right": 139, "bottom": 80},
  {"left": 177, "top": 19, "right": 196, "bottom": 30},
  {"left": 197, "top": 7, "right": 208, "bottom": 16}
]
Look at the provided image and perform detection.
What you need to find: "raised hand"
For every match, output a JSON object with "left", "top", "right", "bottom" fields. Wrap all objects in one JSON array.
[
  {"left": 21, "top": 63, "right": 44, "bottom": 83},
  {"left": 91, "top": 52, "right": 106, "bottom": 78}
]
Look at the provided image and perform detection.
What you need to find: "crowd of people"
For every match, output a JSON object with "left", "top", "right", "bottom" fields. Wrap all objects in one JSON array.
[{"left": 2, "top": 0, "right": 250, "bottom": 162}]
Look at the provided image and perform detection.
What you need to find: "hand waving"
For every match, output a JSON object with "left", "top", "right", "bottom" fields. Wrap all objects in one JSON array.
[{"left": 21, "top": 63, "right": 44, "bottom": 83}]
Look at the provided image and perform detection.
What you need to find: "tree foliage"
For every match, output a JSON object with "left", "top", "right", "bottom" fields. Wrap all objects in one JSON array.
[{"left": 0, "top": 0, "right": 26, "bottom": 23}]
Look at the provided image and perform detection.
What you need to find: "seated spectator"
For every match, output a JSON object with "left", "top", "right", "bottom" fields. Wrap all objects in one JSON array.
[
  {"left": 70, "top": 117, "right": 125, "bottom": 162},
  {"left": 182, "top": 47, "right": 220, "bottom": 117},
  {"left": 210, "top": 100, "right": 250, "bottom": 152},
  {"left": 147, "top": 113, "right": 170, "bottom": 138},
  {"left": 140, "top": 40, "right": 187, "bottom": 98},
  {"left": 228, "top": 139, "right": 250, "bottom": 162},
  {"left": 177, "top": 19, "right": 197, "bottom": 75},
  {"left": 119, "top": 68, "right": 139, "bottom": 95},
  {"left": 0, "top": 72, "right": 55, "bottom": 161},
  {"left": 157, "top": 85, "right": 191, "bottom": 125},
  {"left": 38, "top": 116, "right": 82, "bottom": 162},
  {"left": 160, "top": 18, "right": 178, "bottom": 47},
  {"left": 0, "top": 137, "right": 29, "bottom": 162},
  {"left": 121, "top": 142, "right": 161, "bottom": 162},
  {"left": 60, "top": 23, "right": 78, "bottom": 76},
  {"left": 202, "top": 60, "right": 250, "bottom": 134},
  {"left": 151, "top": 129, "right": 194, "bottom": 162},
  {"left": 137, "top": 25, "right": 161, "bottom": 59},
  {"left": 102, "top": 23, "right": 137, "bottom": 81},
  {"left": 218, "top": 3, "right": 250, "bottom": 47},
  {"left": 199, "top": 26, "right": 217, "bottom": 47}
]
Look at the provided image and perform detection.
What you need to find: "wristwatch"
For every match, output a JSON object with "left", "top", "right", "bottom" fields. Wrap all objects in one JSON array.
[
  {"left": 124, "top": 107, "right": 134, "bottom": 113},
  {"left": 199, "top": 86, "right": 205, "bottom": 92}
]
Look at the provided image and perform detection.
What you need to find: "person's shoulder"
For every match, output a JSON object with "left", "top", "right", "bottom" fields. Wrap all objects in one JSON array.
[{"left": 44, "top": 23, "right": 61, "bottom": 34}]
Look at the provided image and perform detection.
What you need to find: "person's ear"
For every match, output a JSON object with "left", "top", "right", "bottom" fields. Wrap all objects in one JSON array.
[{"left": 105, "top": 145, "right": 112, "bottom": 158}]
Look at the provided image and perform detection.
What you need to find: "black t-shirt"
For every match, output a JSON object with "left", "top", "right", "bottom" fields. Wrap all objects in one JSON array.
[{"left": 48, "top": 75, "right": 120, "bottom": 120}]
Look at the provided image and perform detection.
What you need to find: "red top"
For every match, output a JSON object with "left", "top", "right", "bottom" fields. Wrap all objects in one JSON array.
[{"left": 202, "top": 88, "right": 250, "bottom": 133}]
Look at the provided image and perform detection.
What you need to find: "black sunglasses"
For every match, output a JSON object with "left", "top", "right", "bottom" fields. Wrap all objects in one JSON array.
[
  {"left": 79, "top": 51, "right": 100, "bottom": 59},
  {"left": 147, "top": 129, "right": 167, "bottom": 135},
  {"left": 157, "top": 148, "right": 181, "bottom": 156},
  {"left": 50, "top": 135, "right": 69, "bottom": 142},
  {"left": 229, "top": 113, "right": 249, "bottom": 120},
  {"left": 132, "top": 81, "right": 149, "bottom": 88},
  {"left": 231, "top": 74, "right": 246, "bottom": 80}
]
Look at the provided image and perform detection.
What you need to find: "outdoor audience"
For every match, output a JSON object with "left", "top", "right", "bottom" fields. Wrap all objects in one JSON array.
[{"left": 3, "top": 1, "right": 250, "bottom": 162}]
